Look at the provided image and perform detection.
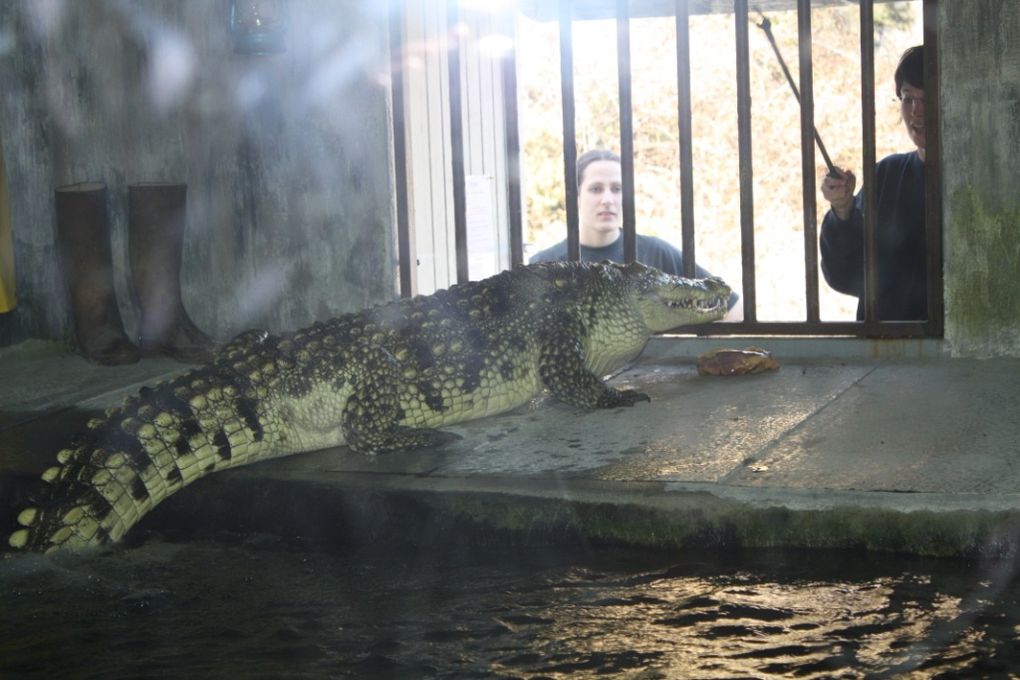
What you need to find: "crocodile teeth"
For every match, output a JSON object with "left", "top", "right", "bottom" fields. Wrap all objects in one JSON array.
[{"left": 667, "top": 299, "right": 718, "bottom": 310}]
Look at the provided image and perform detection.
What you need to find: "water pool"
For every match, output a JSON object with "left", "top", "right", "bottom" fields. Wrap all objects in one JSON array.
[{"left": 3, "top": 522, "right": 1019, "bottom": 679}]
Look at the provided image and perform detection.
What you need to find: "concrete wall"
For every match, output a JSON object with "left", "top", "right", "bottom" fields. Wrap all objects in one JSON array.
[
  {"left": 3, "top": 1, "right": 1020, "bottom": 359},
  {"left": 0, "top": 0, "right": 396, "bottom": 347},
  {"left": 941, "top": 0, "right": 1020, "bottom": 358}
]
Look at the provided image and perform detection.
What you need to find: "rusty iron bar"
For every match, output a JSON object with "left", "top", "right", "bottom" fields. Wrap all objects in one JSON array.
[
  {"left": 675, "top": 0, "right": 697, "bottom": 279},
  {"left": 735, "top": 0, "right": 757, "bottom": 322},
  {"left": 446, "top": 0, "right": 469, "bottom": 283},
  {"left": 922, "top": 0, "right": 944, "bottom": 335},
  {"left": 860, "top": 0, "right": 879, "bottom": 323},
  {"left": 389, "top": 3, "right": 413, "bottom": 297},
  {"left": 797, "top": 0, "right": 820, "bottom": 323},
  {"left": 558, "top": 0, "right": 580, "bottom": 261},
  {"left": 617, "top": 0, "right": 637, "bottom": 264},
  {"left": 502, "top": 30, "right": 524, "bottom": 267}
]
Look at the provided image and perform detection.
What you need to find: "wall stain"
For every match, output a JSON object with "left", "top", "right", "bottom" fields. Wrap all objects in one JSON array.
[
  {"left": 946, "top": 185, "right": 1020, "bottom": 356},
  {"left": 0, "top": 1, "right": 395, "bottom": 346}
]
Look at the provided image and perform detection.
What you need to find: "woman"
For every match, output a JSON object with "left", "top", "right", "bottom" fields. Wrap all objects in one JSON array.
[{"left": 529, "top": 149, "right": 741, "bottom": 318}]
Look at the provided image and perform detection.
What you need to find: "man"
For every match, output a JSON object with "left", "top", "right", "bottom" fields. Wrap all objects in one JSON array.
[{"left": 820, "top": 45, "right": 928, "bottom": 320}]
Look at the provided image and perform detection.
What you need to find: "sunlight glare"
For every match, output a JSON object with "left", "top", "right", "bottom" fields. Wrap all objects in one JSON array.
[{"left": 147, "top": 31, "right": 196, "bottom": 112}]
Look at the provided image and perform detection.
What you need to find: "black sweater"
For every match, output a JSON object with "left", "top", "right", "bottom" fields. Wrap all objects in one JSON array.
[{"left": 820, "top": 151, "right": 928, "bottom": 320}]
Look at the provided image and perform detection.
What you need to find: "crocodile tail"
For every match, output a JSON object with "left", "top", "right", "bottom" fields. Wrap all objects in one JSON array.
[{"left": 8, "top": 365, "right": 274, "bottom": 553}]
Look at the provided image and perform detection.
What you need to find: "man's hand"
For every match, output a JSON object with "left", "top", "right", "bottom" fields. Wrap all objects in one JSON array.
[{"left": 821, "top": 167, "right": 857, "bottom": 221}]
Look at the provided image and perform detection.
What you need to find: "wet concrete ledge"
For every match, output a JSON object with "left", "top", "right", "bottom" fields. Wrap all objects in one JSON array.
[
  {"left": 3, "top": 338, "right": 1020, "bottom": 559},
  {"left": 145, "top": 472, "right": 1020, "bottom": 560}
]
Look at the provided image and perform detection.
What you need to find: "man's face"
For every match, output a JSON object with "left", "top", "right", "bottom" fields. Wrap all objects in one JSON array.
[
  {"left": 578, "top": 160, "right": 623, "bottom": 240},
  {"left": 900, "top": 82, "right": 926, "bottom": 154}
]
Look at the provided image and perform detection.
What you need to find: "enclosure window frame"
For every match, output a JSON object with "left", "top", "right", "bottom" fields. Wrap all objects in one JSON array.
[{"left": 391, "top": 0, "right": 942, "bottom": 339}]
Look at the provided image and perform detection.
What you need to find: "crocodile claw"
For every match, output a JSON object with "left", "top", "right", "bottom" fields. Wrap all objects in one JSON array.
[{"left": 599, "top": 388, "right": 651, "bottom": 408}]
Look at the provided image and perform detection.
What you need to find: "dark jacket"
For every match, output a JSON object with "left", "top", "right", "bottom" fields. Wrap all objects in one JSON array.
[{"left": 820, "top": 151, "right": 927, "bottom": 320}]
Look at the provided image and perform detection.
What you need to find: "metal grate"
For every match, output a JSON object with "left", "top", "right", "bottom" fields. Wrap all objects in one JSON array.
[{"left": 392, "top": 0, "right": 942, "bottom": 338}]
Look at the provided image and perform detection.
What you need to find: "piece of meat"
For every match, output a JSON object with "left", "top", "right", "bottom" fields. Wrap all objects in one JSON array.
[{"left": 696, "top": 347, "right": 780, "bottom": 376}]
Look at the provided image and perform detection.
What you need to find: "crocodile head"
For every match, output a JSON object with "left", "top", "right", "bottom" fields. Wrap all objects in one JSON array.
[{"left": 620, "top": 261, "right": 731, "bottom": 331}]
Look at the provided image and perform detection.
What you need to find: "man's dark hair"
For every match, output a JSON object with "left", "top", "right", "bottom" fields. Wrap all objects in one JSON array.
[
  {"left": 894, "top": 45, "right": 924, "bottom": 97},
  {"left": 576, "top": 149, "right": 621, "bottom": 188}
]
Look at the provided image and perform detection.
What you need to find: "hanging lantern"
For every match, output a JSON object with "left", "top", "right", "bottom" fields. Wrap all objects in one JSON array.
[{"left": 230, "top": 0, "right": 288, "bottom": 55}]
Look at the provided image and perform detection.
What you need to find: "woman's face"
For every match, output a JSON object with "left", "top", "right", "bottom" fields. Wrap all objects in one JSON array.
[
  {"left": 900, "top": 82, "right": 926, "bottom": 156},
  {"left": 577, "top": 160, "right": 623, "bottom": 241}
]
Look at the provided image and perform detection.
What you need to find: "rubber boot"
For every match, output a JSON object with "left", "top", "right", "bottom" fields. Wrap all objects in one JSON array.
[
  {"left": 54, "top": 182, "right": 140, "bottom": 365},
  {"left": 1, "top": 139, "right": 16, "bottom": 314},
  {"left": 128, "top": 182, "right": 215, "bottom": 363}
]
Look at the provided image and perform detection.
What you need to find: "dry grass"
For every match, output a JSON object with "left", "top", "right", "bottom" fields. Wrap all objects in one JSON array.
[{"left": 518, "top": 2, "right": 922, "bottom": 321}]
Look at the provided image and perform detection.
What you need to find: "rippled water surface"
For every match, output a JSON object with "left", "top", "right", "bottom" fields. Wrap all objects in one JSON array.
[{"left": 3, "top": 531, "right": 1020, "bottom": 679}]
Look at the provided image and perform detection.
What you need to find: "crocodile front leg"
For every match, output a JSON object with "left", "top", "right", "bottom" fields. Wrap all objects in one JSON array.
[
  {"left": 340, "top": 345, "right": 459, "bottom": 453},
  {"left": 537, "top": 313, "right": 650, "bottom": 409}
]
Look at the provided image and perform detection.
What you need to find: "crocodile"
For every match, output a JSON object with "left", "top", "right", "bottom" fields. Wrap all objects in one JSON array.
[{"left": 8, "top": 261, "right": 730, "bottom": 553}]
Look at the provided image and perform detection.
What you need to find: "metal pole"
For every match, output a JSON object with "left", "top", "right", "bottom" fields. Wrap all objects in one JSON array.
[
  {"left": 389, "top": 3, "right": 413, "bottom": 297},
  {"left": 617, "top": 0, "right": 636, "bottom": 264},
  {"left": 735, "top": 0, "right": 757, "bottom": 322},
  {"left": 675, "top": 0, "right": 696, "bottom": 278},
  {"left": 756, "top": 13, "right": 837, "bottom": 176},
  {"left": 558, "top": 0, "right": 579, "bottom": 261},
  {"left": 447, "top": 0, "right": 469, "bottom": 283}
]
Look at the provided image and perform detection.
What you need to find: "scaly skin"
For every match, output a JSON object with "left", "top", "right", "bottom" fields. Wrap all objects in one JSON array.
[{"left": 8, "top": 261, "right": 730, "bottom": 553}]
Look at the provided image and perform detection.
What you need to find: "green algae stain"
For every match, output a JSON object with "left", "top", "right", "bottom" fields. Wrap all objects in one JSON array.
[
  {"left": 947, "top": 186, "right": 1020, "bottom": 353},
  {"left": 427, "top": 489, "right": 1020, "bottom": 558}
]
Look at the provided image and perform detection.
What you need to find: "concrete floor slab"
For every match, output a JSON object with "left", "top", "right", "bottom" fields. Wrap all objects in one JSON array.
[
  {"left": 728, "top": 360, "right": 1020, "bottom": 494},
  {"left": 259, "top": 362, "right": 873, "bottom": 484},
  {"left": 6, "top": 341, "right": 1020, "bottom": 557},
  {"left": 0, "top": 340, "right": 183, "bottom": 428}
]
